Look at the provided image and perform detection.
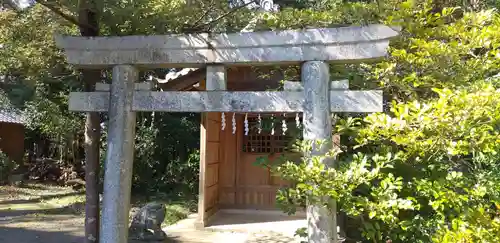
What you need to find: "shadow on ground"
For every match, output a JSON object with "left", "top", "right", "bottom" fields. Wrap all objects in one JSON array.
[
  {"left": 129, "top": 237, "right": 184, "bottom": 243},
  {"left": 0, "top": 225, "right": 183, "bottom": 243},
  {"left": 0, "top": 183, "right": 200, "bottom": 243},
  {"left": 246, "top": 231, "right": 298, "bottom": 243},
  {"left": 0, "top": 204, "right": 83, "bottom": 222},
  {"left": 0, "top": 226, "right": 83, "bottom": 243},
  {"left": 0, "top": 191, "right": 84, "bottom": 205}
]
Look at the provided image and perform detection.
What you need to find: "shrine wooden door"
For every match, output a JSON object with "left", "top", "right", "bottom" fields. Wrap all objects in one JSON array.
[{"left": 218, "top": 114, "right": 297, "bottom": 210}]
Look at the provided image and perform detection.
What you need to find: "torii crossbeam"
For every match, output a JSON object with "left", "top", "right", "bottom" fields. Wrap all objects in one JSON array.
[{"left": 69, "top": 87, "right": 382, "bottom": 113}]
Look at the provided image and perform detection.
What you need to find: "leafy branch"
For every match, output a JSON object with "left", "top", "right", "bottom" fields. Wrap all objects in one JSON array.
[
  {"left": 181, "top": 0, "right": 258, "bottom": 33},
  {"left": 34, "top": 0, "right": 98, "bottom": 31}
]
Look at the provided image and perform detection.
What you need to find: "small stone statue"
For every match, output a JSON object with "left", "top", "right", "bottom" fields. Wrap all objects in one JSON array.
[{"left": 128, "top": 202, "right": 167, "bottom": 241}]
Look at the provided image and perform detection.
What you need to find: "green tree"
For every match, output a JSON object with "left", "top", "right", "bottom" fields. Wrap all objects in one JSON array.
[{"left": 257, "top": 1, "right": 500, "bottom": 242}]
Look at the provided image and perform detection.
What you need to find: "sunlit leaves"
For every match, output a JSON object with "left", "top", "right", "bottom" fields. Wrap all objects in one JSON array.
[
  {"left": 359, "top": 85, "right": 500, "bottom": 158},
  {"left": 368, "top": 0, "right": 500, "bottom": 101},
  {"left": 268, "top": 85, "right": 499, "bottom": 241}
]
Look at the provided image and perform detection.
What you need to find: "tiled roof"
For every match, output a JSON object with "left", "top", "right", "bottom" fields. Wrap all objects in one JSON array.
[
  {"left": 157, "top": 2, "right": 275, "bottom": 85},
  {"left": 155, "top": 68, "right": 199, "bottom": 83},
  {"left": 0, "top": 109, "right": 25, "bottom": 124}
]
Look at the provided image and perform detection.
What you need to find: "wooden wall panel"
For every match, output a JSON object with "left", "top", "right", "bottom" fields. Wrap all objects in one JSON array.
[
  {"left": 205, "top": 164, "right": 219, "bottom": 187},
  {"left": 206, "top": 121, "right": 220, "bottom": 142},
  {"left": 235, "top": 187, "right": 273, "bottom": 209},
  {"left": 219, "top": 187, "right": 236, "bottom": 205},
  {"left": 219, "top": 125, "right": 236, "bottom": 186},
  {"left": 206, "top": 112, "right": 221, "bottom": 122},
  {"left": 218, "top": 123, "right": 238, "bottom": 206},
  {"left": 235, "top": 187, "right": 282, "bottom": 209},
  {"left": 206, "top": 142, "right": 219, "bottom": 164},
  {"left": 238, "top": 154, "right": 269, "bottom": 186},
  {"left": 198, "top": 112, "right": 222, "bottom": 226},
  {"left": 204, "top": 185, "right": 218, "bottom": 209},
  {"left": 0, "top": 123, "right": 24, "bottom": 163}
]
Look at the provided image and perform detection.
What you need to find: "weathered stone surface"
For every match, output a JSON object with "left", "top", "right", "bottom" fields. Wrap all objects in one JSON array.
[
  {"left": 302, "top": 62, "right": 332, "bottom": 145},
  {"left": 68, "top": 90, "right": 383, "bottom": 113},
  {"left": 128, "top": 202, "right": 167, "bottom": 242},
  {"left": 56, "top": 24, "right": 397, "bottom": 50},
  {"left": 96, "top": 82, "right": 152, "bottom": 91},
  {"left": 100, "top": 65, "right": 138, "bottom": 243},
  {"left": 301, "top": 61, "right": 336, "bottom": 243},
  {"left": 205, "top": 65, "right": 227, "bottom": 90},
  {"left": 54, "top": 24, "right": 399, "bottom": 68},
  {"left": 283, "top": 80, "right": 349, "bottom": 91}
]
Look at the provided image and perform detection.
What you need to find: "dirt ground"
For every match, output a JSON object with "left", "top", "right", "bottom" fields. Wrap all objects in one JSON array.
[
  {"left": 0, "top": 183, "right": 304, "bottom": 243},
  {"left": 0, "top": 183, "right": 193, "bottom": 243},
  {"left": 0, "top": 183, "right": 86, "bottom": 243}
]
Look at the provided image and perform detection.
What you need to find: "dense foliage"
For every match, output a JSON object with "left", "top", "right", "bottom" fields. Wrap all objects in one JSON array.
[
  {"left": 270, "top": 85, "right": 500, "bottom": 242},
  {"left": 0, "top": 2, "right": 215, "bottom": 194},
  {"left": 256, "top": 1, "right": 500, "bottom": 242}
]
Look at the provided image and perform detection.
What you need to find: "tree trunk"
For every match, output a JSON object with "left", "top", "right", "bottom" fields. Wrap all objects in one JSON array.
[
  {"left": 83, "top": 87, "right": 101, "bottom": 243},
  {"left": 78, "top": 0, "right": 101, "bottom": 242}
]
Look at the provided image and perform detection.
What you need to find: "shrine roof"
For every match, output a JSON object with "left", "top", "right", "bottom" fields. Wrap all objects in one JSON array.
[
  {"left": 155, "top": 68, "right": 205, "bottom": 91},
  {"left": 160, "top": 68, "right": 199, "bottom": 83},
  {"left": 0, "top": 109, "right": 25, "bottom": 124},
  {"left": 154, "top": 15, "right": 258, "bottom": 90}
]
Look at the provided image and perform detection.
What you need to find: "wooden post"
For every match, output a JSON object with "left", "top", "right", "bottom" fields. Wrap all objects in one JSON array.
[
  {"left": 78, "top": 0, "right": 102, "bottom": 241},
  {"left": 83, "top": 70, "right": 101, "bottom": 243},
  {"left": 197, "top": 65, "right": 227, "bottom": 228},
  {"left": 100, "top": 65, "right": 138, "bottom": 243}
]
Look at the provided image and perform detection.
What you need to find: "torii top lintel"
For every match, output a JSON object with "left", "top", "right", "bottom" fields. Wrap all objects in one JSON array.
[{"left": 54, "top": 24, "right": 399, "bottom": 69}]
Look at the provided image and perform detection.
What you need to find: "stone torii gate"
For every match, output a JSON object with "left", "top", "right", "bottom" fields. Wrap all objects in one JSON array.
[{"left": 55, "top": 24, "right": 398, "bottom": 243}]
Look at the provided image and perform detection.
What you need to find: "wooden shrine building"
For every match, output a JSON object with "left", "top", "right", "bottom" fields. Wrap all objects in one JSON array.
[
  {"left": 0, "top": 109, "right": 25, "bottom": 164},
  {"left": 158, "top": 66, "right": 297, "bottom": 225}
]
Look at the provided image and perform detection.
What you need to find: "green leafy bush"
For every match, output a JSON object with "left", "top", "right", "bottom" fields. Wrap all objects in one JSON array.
[
  {"left": 259, "top": 2, "right": 500, "bottom": 242},
  {"left": 263, "top": 86, "right": 500, "bottom": 242},
  {"left": 370, "top": 0, "right": 500, "bottom": 101},
  {"left": 98, "top": 112, "right": 200, "bottom": 198}
]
